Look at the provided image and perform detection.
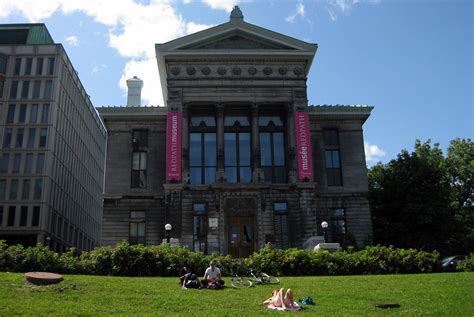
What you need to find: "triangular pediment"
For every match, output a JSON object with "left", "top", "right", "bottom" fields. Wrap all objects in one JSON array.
[{"left": 181, "top": 33, "right": 295, "bottom": 50}]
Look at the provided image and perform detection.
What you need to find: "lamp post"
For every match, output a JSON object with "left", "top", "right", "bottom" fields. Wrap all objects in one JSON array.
[
  {"left": 321, "top": 221, "right": 328, "bottom": 243},
  {"left": 165, "top": 223, "right": 172, "bottom": 243}
]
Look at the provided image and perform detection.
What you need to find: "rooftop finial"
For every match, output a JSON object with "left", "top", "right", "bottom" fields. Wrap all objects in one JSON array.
[{"left": 230, "top": 6, "right": 244, "bottom": 22}]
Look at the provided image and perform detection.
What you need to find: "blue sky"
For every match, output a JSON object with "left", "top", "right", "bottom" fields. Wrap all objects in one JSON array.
[{"left": 0, "top": 0, "right": 472, "bottom": 165}]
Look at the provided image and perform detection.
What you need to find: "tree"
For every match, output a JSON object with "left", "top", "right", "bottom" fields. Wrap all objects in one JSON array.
[{"left": 369, "top": 140, "right": 453, "bottom": 252}]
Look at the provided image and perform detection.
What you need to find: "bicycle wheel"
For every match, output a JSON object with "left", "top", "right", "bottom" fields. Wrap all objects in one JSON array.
[
  {"left": 241, "top": 278, "right": 253, "bottom": 288},
  {"left": 261, "top": 273, "right": 280, "bottom": 284},
  {"left": 231, "top": 277, "right": 244, "bottom": 288}
]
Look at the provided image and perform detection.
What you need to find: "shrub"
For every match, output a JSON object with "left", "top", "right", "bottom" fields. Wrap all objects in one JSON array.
[{"left": 457, "top": 253, "right": 474, "bottom": 272}]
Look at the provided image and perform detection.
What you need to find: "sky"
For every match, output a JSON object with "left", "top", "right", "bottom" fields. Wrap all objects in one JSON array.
[{"left": 0, "top": 0, "right": 472, "bottom": 166}]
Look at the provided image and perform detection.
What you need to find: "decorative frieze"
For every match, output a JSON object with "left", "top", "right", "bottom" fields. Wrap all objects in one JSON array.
[{"left": 167, "top": 64, "right": 306, "bottom": 78}]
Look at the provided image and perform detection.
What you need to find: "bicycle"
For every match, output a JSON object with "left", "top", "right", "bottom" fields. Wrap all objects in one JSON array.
[
  {"left": 249, "top": 270, "right": 280, "bottom": 285},
  {"left": 230, "top": 273, "right": 253, "bottom": 288}
]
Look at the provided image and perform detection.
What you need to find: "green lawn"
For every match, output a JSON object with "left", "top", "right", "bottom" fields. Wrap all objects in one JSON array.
[{"left": 0, "top": 272, "right": 472, "bottom": 316}]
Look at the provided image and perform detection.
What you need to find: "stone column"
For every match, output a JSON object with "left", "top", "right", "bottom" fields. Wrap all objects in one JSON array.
[
  {"left": 251, "top": 103, "right": 261, "bottom": 182},
  {"left": 286, "top": 105, "right": 297, "bottom": 183},
  {"left": 181, "top": 103, "right": 189, "bottom": 182},
  {"left": 216, "top": 104, "right": 225, "bottom": 182}
]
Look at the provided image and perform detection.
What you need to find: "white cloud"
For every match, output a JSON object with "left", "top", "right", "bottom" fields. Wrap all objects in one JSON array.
[
  {"left": 202, "top": 0, "right": 238, "bottom": 12},
  {"left": 325, "top": 0, "right": 381, "bottom": 21},
  {"left": 364, "top": 141, "right": 386, "bottom": 163},
  {"left": 91, "top": 64, "right": 107, "bottom": 75},
  {"left": 286, "top": 3, "right": 305, "bottom": 24},
  {"left": 186, "top": 21, "right": 213, "bottom": 34},
  {"left": 65, "top": 35, "right": 79, "bottom": 46}
]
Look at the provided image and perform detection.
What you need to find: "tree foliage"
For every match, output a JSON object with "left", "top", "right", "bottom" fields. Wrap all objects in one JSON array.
[{"left": 369, "top": 139, "right": 473, "bottom": 254}]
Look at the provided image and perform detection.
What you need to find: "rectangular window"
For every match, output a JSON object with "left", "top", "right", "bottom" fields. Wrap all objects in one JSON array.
[
  {"left": 12, "top": 153, "right": 21, "bottom": 173},
  {"left": 27, "top": 128, "right": 36, "bottom": 148},
  {"left": 21, "top": 80, "right": 29, "bottom": 99},
  {"left": 16, "top": 128, "right": 24, "bottom": 148},
  {"left": 0, "top": 206, "right": 3, "bottom": 226},
  {"left": 34, "top": 179, "right": 42, "bottom": 200},
  {"left": 260, "top": 132, "right": 286, "bottom": 183},
  {"left": 39, "top": 128, "right": 47, "bottom": 147},
  {"left": 10, "top": 179, "right": 18, "bottom": 200},
  {"left": 24, "top": 58, "right": 32, "bottom": 75},
  {"left": 131, "top": 152, "right": 147, "bottom": 188},
  {"left": 225, "top": 132, "right": 251, "bottom": 183},
  {"left": 273, "top": 202, "right": 289, "bottom": 249},
  {"left": 32, "top": 80, "right": 41, "bottom": 99},
  {"left": 189, "top": 133, "right": 216, "bottom": 184},
  {"left": 14, "top": 58, "right": 21, "bottom": 75},
  {"left": 41, "top": 104, "right": 49, "bottom": 123},
  {"left": 36, "top": 153, "right": 45, "bottom": 174},
  {"left": 0, "top": 179, "right": 5, "bottom": 200},
  {"left": 7, "top": 104, "right": 16, "bottom": 123},
  {"left": 3, "top": 128, "right": 12, "bottom": 148},
  {"left": 20, "top": 206, "right": 28, "bottom": 226},
  {"left": 22, "top": 179, "right": 30, "bottom": 200},
  {"left": 330, "top": 208, "right": 346, "bottom": 244},
  {"left": 32, "top": 206, "right": 40, "bottom": 226},
  {"left": 129, "top": 211, "right": 145, "bottom": 244},
  {"left": 132, "top": 129, "right": 148, "bottom": 147},
  {"left": 30, "top": 104, "right": 39, "bottom": 123},
  {"left": 36, "top": 58, "right": 44, "bottom": 75},
  {"left": 9, "top": 80, "right": 18, "bottom": 99},
  {"left": 323, "top": 130, "right": 343, "bottom": 186},
  {"left": 1, "top": 154, "right": 9, "bottom": 173},
  {"left": 24, "top": 153, "right": 33, "bottom": 173},
  {"left": 47, "top": 58, "right": 55, "bottom": 75},
  {"left": 19, "top": 104, "right": 27, "bottom": 122},
  {"left": 43, "top": 80, "right": 52, "bottom": 99},
  {"left": 193, "top": 203, "right": 207, "bottom": 252},
  {"left": 0, "top": 79, "right": 4, "bottom": 98},
  {"left": 8, "top": 206, "right": 15, "bottom": 226},
  {"left": 0, "top": 56, "right": 6, "bottom": 74}
]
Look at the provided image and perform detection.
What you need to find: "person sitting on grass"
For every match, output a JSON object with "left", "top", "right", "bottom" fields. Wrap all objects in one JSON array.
[
  {"left": 179, "top": 260, "right": 192, "bottom": 286},
  {"left": 263, "top": 288, "right": 301, "bottom": 311},
  {"left": 202, "top": 259, "right": 225, "bottom": 289}
]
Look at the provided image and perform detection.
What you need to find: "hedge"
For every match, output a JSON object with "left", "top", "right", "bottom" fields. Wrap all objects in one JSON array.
[{"left": 0, "top": 240, "right": 447, "bottom": 277}]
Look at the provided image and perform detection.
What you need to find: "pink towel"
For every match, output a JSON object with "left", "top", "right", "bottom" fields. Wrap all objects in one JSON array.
[{"left": 266, "top": 303, "right": 301, "bottom": 311}]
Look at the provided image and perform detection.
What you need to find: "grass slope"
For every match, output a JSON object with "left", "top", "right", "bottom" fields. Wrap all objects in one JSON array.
[{"left": 0, "top": 272, "right": 473, "bottom": 316}]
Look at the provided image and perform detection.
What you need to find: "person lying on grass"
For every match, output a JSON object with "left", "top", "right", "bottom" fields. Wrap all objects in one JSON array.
[
  {"left": 263, "top": 288, "right": 301, "bottom": 311},
  {"left": 201, "top": 259, "right": 225, "bottom": 289}
]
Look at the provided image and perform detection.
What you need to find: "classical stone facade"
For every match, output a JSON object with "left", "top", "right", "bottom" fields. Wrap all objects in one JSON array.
[{"left": 98, "top": 8, "right": 373, "bottom": 256}]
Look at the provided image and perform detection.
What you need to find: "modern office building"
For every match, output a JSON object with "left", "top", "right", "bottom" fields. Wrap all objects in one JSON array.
[
  {"left": 0, "top": 24, "right": 107, "bottom": 252},
  {"left": 98, "top": 7, "right": 373, "bottom": 256}
]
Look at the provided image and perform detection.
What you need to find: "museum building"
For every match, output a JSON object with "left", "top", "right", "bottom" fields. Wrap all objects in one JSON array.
[
  {"left": 0, "top": 24, "right": 107, "bottom": 252},
  {"left": 98, "top": 7, "right": 373, "bottom": 257}
]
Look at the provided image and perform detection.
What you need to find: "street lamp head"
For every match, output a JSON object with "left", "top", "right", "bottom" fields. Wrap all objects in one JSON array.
[
  {"left": 321, "top": 221, "right": 328, "bottom": 229},
  {"left": 165, "top": 223, "right": 172, "bottom": 231}
]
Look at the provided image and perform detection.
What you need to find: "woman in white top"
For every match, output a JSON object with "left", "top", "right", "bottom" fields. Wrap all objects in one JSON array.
[{"left": 202, "top": 259, "right": 225, "bottom": 288}]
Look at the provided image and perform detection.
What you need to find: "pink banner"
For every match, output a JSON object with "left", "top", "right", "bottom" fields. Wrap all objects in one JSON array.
[
  {"left": 295, "top": 112, "right": 314, "bottom": 181},
  {"left": 166, "top": 112, "right": 182, "bottom": 182}
]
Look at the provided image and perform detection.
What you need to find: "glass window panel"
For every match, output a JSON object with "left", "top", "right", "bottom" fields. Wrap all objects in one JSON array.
[
  {"left": 30, "top": 104, "right": 38, "bottom": 123},
  {"left": 204, "top": 133, "right": 216, "bottom": 166},
  {"left": 260, "top": 133, "right": 272, "bottom": 166},
  {"left": 7, "top": 104, "right": 15, "bottom": 123},
  {"left": 13, "top": 153, "right": 21, "bottom": 173},
  {"left": 10, "top": 81, "right": 18, "bottom": 99},
  {"left": 333, "top": 208, "right": 345, "bottom": 217},
  {"left": 204, "top": 167, "right": 215, "bottom": 184},
  {"left": 36, "top": 58, "right": 44, "bottom": 75},
  {"left": 193, "top": 203, "right": 207, "bottom": 212},
  {"left": 1, "top": 154, "right": 9, "bottom": 173},
  {"left": 27, "top": 128, "right": 36, "bottom": 147},
  {"left": 224, "top": 133, "right": 237, "bottom": 166},
  {"left": 32, "top": 80, "right": 41, "bottom": 98},
  {"left": 189, "top": 168, "right": 201, "bottom": 184},
  {"left": 43, "top": 80, "right": 52, "bottom": 99},
  {"left": 20, "top": 206, "right": 28, "bottom": 226},
  {"left": 332, "top": 151, "right": 340, "bottom": 168},
  {"left": 132, "top": 152, "right": 140, "bottom": 170},
  {"left": 229, "top": 225, "right": 238, "bottom": 244},
  {"left": 36, "top": 154, "right": 44, "bottom": 174},
  {"left": 24, "top": 154, "right": 33, "bottom": 173},
  {"left": 225, "top": 167, "right": 237, "bottom": 183},
  {"left": 41, "top": 104, "right": 49, "bottom": 123},
  {"left": 189, "top": 133, "right": 201, "bottom": 166},
  {"left": 34, "top": 179, "right": 42, "bottom": 199},
  {"left": 259, "top": 116, "right": 283, "bottom": 127},
  {"left": 273, "top": 132, "right": 285, "bottom": 166},
  {"left": 274, "top": 166, "right": 287, "bottom": 183},
  {"left": 137, "top": 223, "right": 145, "bottom": 236},
  {"left": 139, "top": 170, "right": 146, "bottom": 187},
  {"left": 240, "top": 167, "right": 252, "bottom": 183},
  {"left": 39, "top": 128, "right": 47, "bottom": 147},
  {"left": 10, "top": 179, "right": 18, "bottom": 200},
  {"left": 16, "top": 128, "right": 24, "bottom": 148},
  {"left": 131, "top": 211, "right": 145, "bottom": 219},
  {"left": 19, "top": 104, "right": 27, "bottom": 122},
  {"left": 325, "top": 151, "right": 334, "bottom": 168},
  {"left": 139, "top": 152, "right": 147, "bottom": 170},
  {"left": 190, "top": 116, "right": 215, "bottom": 127},
  {"left": 47, "top": 58, "right": 55, "bottom": 75},
  {"left": 8, "top": 206, "right": 15, "bottom": 226},
  {"left": 239, "top": 133, "right": 251, "bottom": 165},
  {"left": 3, "top": 128, "right": 12, "bottom": 148},
  {"left": 22, "top": 179, "right": 30, "bottom": 199},
  {"left": 21, "top": 80, "right": 29, "bottom": 99},
  {"left": 0, "top": 56, "right": 6, "bottom": 74},
  {"left": 0, "top": 179, "right": 6, "bottom": 200},
  {"left": 274, "top": 202, "right": 288, "bottom": 212},
  {"left": 14, "top": 58, "right": 21, "bottom": 75},
  {"left": 224, "top": 115, "right": 250, "bottom": 126},
  {"left": 32, "top": 206, "right": 40, "bottom": 226},
  {"left": 130, "top": 222, "right": 138, "bottom": 236},
  {"left": 262, "top": 166, "right": 272, "bottom": 182},
  {"left": 0, "top": 80, "right": 4, "bottom": 98},
  {"left": 24, "top": 58, "right": 32, "bottom": 75},
  {"left": 243, "top": 224, "right": 253, "bottom": 243}
]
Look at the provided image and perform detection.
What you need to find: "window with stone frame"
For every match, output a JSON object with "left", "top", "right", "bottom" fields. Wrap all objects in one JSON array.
[
  {"left": 192, "top": 203, "right": 208, "bottom": 253},
  {"left": 259, "top": 112, "right": 287, "bottom": 183},
  {"left": 189, "top": 113, "right": 217, "bottom": 184},
  {"left": 132, "top": 129, "right": 148, "bottom": 148},
  {"left": 129, "top": 211, "right": 145, "bottom": 244},
  {"left": 330, "top": 208, "right": 346, "bottom": 244},
  {"left": 273, "top": 202, "right": 289, "bottom": 248},
  {"left": 224, "top": 113, "right": 252, "bottom": 183},
  {"left": 131, "top": 151, "right": 147, "bottom": 188},
  {"left": 323, "top": 129, "right": 343, "bottom": 186}
]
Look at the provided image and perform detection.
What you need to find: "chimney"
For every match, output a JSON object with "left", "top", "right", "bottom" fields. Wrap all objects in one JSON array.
[{"left": 126, "top": 76, "right": 143, "bottom": 107}]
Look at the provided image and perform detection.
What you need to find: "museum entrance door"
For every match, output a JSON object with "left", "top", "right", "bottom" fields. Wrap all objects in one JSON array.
[{"left": 227, "top": 216, "right": 255, "bottom": 258}]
